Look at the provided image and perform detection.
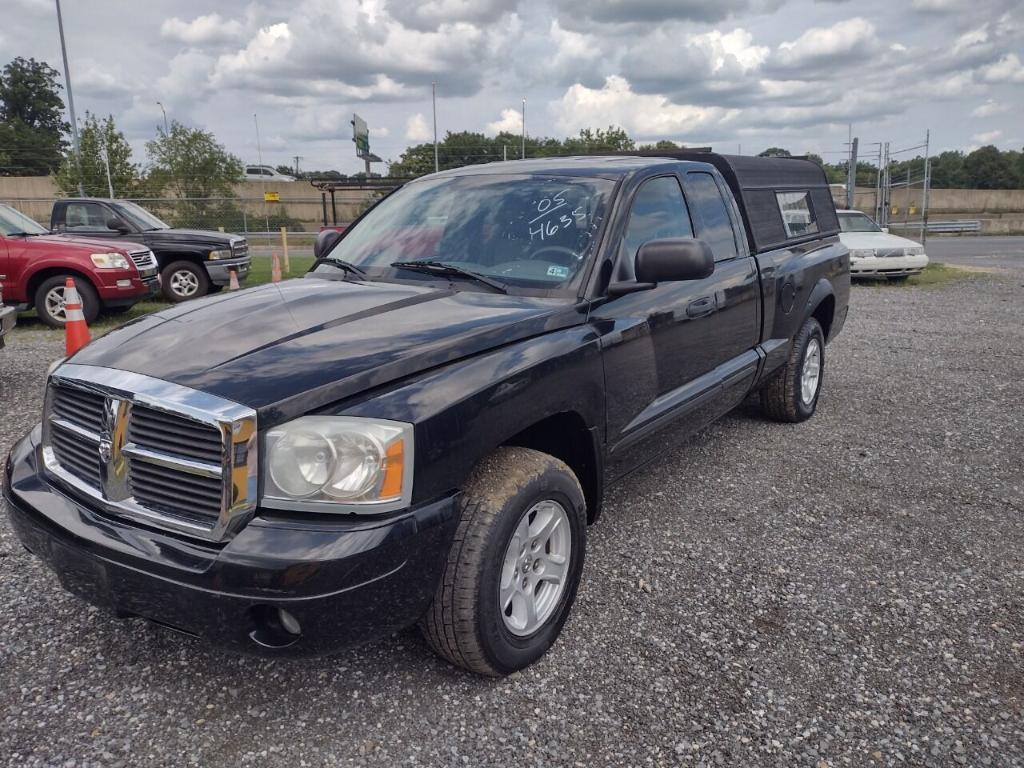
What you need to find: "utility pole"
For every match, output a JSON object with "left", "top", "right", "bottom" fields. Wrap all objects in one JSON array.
[
  {"left": 921, "top": 129, "right": 931, "bottom": 247},
  {"left": 55, "top": 0, "right": 83, "bottom": 196},
  {"left": 432, "top": 82, "right": 439, "bottom": 173},
  {"left": 293, "top": 155, "right": 302, "bottom": 177},
  {"left": 846, "top": 136, "right": 859, "bottom": 211},
  {"left": 254, "top": 113, "right": 269, "bottom": 232},
  {"left": 521, "top": 98, "right": 526, "bottom": 160},
  {"left": 156, "top": 101, "right": 169, "bottom": 134},
  {"left": 101, "top": 138, "right": 114, "bottom": 198}
]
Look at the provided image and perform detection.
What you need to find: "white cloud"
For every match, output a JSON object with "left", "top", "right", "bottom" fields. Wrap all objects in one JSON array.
[
  {"left": 981, "top": 53, "right": 1024, "bottom": 83},
  {"left": 486, "top": 108, "right": 523, "bottom": 135},
  {"left": 551, "top": 75, "right": 737, "bottom": 138},
  {"left": 972, "top": 99, "right": 1010, "bottom": 117},
  {"left": 211, "top": 23, "right": 294, "bottom": 87},
  {"left": 911, "top": 0, "right": 970, "bottom": 11},
  {"left": 161, "top": 14, "right": 246, "bottom": 46},
  {"left": 774, "top": 18, "right": 880, "bottom": 69},
  {"left": 405, "top": 113, "right": 432, "bottom": 141},
  {"left": 971, "top": 129, "right": 1002, "bottom": 143},
  {"left": 74, "top": 59, "right": 134, "bottom": 97},
  {"left": 385, "top": 0, "right": 512, "bottom": 30},
  {"left": 157, "top": 50, "right": 215, "bottom": 99}
]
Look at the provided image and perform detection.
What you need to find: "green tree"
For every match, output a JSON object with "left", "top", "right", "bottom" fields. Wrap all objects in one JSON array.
[
  {"left": 389, "top": 126, "right": 638, "bottom": 178},
  {"left": 561, "top": 126, "right": 635, "bottom": 154},
  {"left": 758, "top": 147, "right": 791, "bottom": 158},
  {"left": 963, "top": 145, "right": 1019, "bottom": 189},
  {"left": 144, "top": 121, "right": 244, "bottom": 228},
  {"left": 0, "top": 57, "right": 69, "bottom": 175},
  {"left": 638, "top": 139, "right": 684, "bottom": 151},
  {"left": 55, "top": 112, "right": 137, "bottom": 196}
]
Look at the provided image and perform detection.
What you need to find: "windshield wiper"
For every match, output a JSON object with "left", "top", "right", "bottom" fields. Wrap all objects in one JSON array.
[
  {"left": 390, "top": 260, "right": 508, "bottom": 294},
  {"left": 7, "top": 231, "right": 43, "bottom": 237},
  {"left": 322, "top": 256, "right": 368, "bottom": 280}
]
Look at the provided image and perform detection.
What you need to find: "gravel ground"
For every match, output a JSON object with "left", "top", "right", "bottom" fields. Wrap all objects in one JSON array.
[{"left": 2, "top": 269, "right": 1022, "bottom": 767}]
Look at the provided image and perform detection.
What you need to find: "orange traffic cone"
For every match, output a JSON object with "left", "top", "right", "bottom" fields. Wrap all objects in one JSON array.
[
  {"left": 271, "top": 251, "right": 282, "bottom": 283},
  {"left": 228, "top": 269, "right": 240, "bottom": 291},
  {"left": 63, "top": 278, "right": 91, "bottom": 355}
]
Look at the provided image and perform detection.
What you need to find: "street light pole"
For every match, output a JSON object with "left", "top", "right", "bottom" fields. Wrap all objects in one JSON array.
[
  {"left": 156, "top": 101, "right": 168, "bottom": 134},
  {"left": 432, "top": 82, "right": 439, "bottom": 173},
  {"left": 55, "top": 0, "right": 83, "bottom": 195},
  {"left": 521, "top": 98, "right": 526, "bottom": 160}
]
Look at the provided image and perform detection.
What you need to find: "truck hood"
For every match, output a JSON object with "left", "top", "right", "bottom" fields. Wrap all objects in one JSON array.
[
  {"left": 68, "top": 277, "right": 584, "bottom": 422},
  {"left": 34, "top": 233, "right": 139, "bottom": 254},
  {"left": 838, "top": 231, "right": 922, "bottom": 250},
  {"left": 143, "top": 228, "right": 240, "bottom": 247}
]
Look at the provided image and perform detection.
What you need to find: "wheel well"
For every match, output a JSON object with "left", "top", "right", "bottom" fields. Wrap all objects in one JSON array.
[
  {"left": 26, "top": 267, "right": 97, "bottom": 304},
  {"left": 811, "top": 294, "right": 835, "bottom": 342},
  {"left": 504, "top": 412, "right": 603, "bottom": 524}
]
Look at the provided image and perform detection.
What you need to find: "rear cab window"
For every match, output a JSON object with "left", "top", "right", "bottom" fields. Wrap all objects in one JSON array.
[{"left": 777, "top": 192, "right": 819, "bottom": 237}]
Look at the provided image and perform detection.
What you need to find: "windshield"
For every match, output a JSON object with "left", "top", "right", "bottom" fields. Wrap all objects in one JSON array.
[
  {"left": 318, "top": 174, "right": 614, "bottom": 291},
  {"left": 114, "top": 201, "right": 169, "bottom": 231},
  {"left": 838, "top": 212, "right": 881, "bottom": 233},
  {"left": 0, "top": 204, "right": 48, "bottom": 236}
]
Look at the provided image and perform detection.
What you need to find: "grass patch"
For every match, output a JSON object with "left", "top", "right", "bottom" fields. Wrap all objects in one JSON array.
[
  {"left": 855, "top": 262, "right": 969, "bottom": 289},
  {"left": 247, "top": 255, "right": 316, "bottom": 287}
]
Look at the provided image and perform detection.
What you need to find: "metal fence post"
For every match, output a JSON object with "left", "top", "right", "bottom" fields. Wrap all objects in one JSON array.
[{"left": 281, "top": 226, "right": 290, "bottom": 273}]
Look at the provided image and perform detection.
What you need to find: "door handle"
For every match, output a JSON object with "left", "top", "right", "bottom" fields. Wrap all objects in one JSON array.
[{"left": 686, "top": 296, "right": 715, "bottom": 318}]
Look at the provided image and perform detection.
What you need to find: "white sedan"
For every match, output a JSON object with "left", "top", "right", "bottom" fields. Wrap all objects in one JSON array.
[{"left": 837, "top": 209, "right": 928, "bottom": 281}]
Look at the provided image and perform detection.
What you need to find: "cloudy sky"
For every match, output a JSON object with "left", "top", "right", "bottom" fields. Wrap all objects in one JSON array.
[{"left": 3, "top": 0, "right": 1022, "bottom": 175}]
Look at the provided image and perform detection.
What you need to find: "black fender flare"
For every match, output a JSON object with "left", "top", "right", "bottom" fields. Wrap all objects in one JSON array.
[{"left": 802, "top": 278, "right": 835, "bottom": 332}]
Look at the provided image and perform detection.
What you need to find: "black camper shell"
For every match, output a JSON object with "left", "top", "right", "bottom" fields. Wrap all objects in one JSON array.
[{"left": 623, "top": 151, "right": 841, "bottom": 254}]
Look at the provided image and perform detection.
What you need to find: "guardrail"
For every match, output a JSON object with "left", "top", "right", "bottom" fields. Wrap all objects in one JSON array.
[{"left": 925, "top": 220, "right": 981, "bottom": 234}]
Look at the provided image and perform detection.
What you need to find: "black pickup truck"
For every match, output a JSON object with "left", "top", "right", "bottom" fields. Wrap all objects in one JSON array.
[
  {"left": 50, "top": 198, "right": 251, "bottom": 302},
  {"left": 5, "top": 153, "right": 848, "bottom": 676}
]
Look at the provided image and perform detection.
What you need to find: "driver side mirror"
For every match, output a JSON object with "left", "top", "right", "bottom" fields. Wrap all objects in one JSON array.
[
  {"left": 607, "top": 238, "right": 715, "bottom": 296},
  {"left": 314, "top": 228, "right": 343, "bottom": 259},
  {"left": 635, "top": 238, "right": 715, "bottom": 283},
  {"left": 106, "top": 216, "right": 131, "bottom": 234}
]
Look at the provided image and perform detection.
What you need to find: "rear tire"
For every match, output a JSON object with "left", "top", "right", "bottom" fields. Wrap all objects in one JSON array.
[
  {"left": 420, "top": 447, "right": 587, "bottom": 676},
  {"left": 760, "top": 317, "right": 825, "bottom": 423},
  {"left": 161, "top": 261, "right": 209, "bottom": 302},
  {"left": 34, "top": 275, "right": 100, "bottom": 329}
]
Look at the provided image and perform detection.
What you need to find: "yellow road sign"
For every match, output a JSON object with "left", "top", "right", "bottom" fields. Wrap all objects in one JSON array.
[{"left": 264, "top": 191, "right": 280, "bottom": 202}]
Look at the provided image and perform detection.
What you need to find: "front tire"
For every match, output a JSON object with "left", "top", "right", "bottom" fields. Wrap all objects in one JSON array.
[
  {"left": 161, "top": 261, "right": 209, "bottom": 302},
  {"left": 421, "top": 447, "right": 587, "bottom": 676},
  {"left": 34, "top": 275, "right": 100, "bottom": 329},
  {"left": 760, "top": 316, "right": 825, "bottom": 423}
]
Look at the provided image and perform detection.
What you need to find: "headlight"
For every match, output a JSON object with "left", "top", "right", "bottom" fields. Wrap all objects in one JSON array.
[
  {"left": 904, "top": 246, "right": 925, "bottom": 256},
  {"left": 208, "top": 249, "right": 233, "bottom": 260},
  {"left": 262, "top": 416, "right": 413, "bottom": 513},
  {"left": 90, "top": 252, "right": 130, "bottom": 269}
]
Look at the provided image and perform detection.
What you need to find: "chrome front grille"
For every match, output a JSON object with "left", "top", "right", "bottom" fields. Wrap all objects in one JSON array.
[
  {"left": 231, "top": 240, "right": 249, "bottom": 258},
  {"left": 129, "top": 250, "right": 159, "bottom": 277},
  {"left": 42, "top": 365, "right": 258, "bottom": 542},
  {"left": 876, "top": 248, "right": 905, "bottom": 258}
]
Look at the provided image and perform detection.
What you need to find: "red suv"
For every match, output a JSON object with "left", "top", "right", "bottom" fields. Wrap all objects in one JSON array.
[{"left": 0, "top": 204, "right": 159, "bottom": 327}]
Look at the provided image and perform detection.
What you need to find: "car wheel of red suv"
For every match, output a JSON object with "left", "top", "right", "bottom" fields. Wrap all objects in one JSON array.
[{"left": 34, "top": 275, "right": 100, "bottom": 329}]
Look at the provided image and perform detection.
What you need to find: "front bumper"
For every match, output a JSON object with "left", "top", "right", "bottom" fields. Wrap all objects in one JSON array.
[
  {"left": 0, "top": 306, "right": 16, "bottom": 348},
  {"left": 4, "top": 426, "right": 460, "bottom": 656},
  {"left": 206, "top": 257, "right": 251, "bottom": 286},
  {"left": 851, "top": 253, "right": 928, "bottom": 278}
]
